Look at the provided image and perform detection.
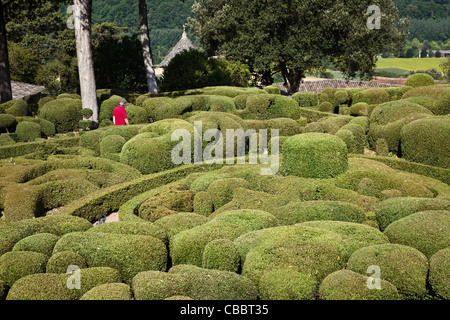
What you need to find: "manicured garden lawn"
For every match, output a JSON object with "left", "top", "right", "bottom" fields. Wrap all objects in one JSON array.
[{"left": 376, "top": 58, "right": 445, "bottom": 72}]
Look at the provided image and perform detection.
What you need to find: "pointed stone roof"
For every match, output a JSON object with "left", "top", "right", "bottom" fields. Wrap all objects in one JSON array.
[
  {"left": 11, "top": 81, "right": 45, "bottom": 100},
  {"left": 159, "top": 25, "right": 198, "bottom": 67}
]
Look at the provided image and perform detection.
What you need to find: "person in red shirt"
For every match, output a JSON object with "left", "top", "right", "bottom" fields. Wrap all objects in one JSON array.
[{"left": 113, "top": 100, "right": 129, "bottom": 126}]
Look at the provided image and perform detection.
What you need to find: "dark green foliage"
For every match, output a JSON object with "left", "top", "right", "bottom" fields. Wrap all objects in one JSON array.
[
  {"left": 100, "top": 135, "right": 126, "bottom": 157},
  {"left": 124, "top": 105, "right": 148, "bottom": 124},
  {"left": 2, "top": 100, "right": 28, "bottom": 117},
  {"left": 240, "top": 94, "right": 300, "bottom": 120},
  {"left": 280, "top": 133, "right": 348, "bottom": 179},
  {"left": 53, "top": 232, "right": 167, "bottom": 284},
  {"left": 318, "top": 270, "right": 400, "bottom": 300},
  {"left": 292, "top": 92, "right": 319, "bottom": 107},
  {"left": 347, "top": 244, "right": 429, "bottom": 298},
  {"left": 375, "top": 197, "right": 450, "bottom": 231},
  {"left": 99, "top": 95, "right": 126, "bottom": 124},
  {"left": 383, "top": 210, "right": 450, "bottom": 259},
  {"left": 159, "top": 50, "right": 251, "bottom": 92},
  {"left": 39, "top": 98, "right": 82, "bottom": 133},
  {"left": 405, "top": 73, "right": 435, "bottom": 88},
  {"left": 352, "top": 88, "right": 390, "bottom": 105},
  {"left": 400, "top": 116, "right": 450, "bottom": 168},
  {"left": 0, "top": 251, "right": 48, "bottom": 287},
  {"left": 46, "top": 251, "right": 88, "bottom": 274},
  {"left": 15, "top": 117, "right": 56, "bottom": 138},
  {"left": 81, "top": 108, "right": 94, "bottom": 119},
  {"left": 12, "top": 233, "right": 59, "bottom": 257},
  {"left": 429, "top": 248, "right": 450, "bottom": 300},
  {"left": 15, "top": 121, "right": 41, "bottom": 142},
  {"left": 0, "top": 114, "right": 16, "bottom": 133}
]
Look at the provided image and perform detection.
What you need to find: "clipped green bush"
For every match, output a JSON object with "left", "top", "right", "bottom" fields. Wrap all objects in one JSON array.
[
  {"left": 99, "top": 95, "right": 126, "bottom": 124},
  {"left": 429, "top": 248, "right": 450, "bottom": 300},
  {"left": 280, "top": 133, "right": 348, "bottom": 179},
  {"left": 350, "top": 102, "right": 369, "bottom": 116},
  {"left": 334, "top": 90, "right": 350, "bottom": 104},
  {"left": 12, "top": 233, "right": 59, "bottom": 257},
  {"left": 274, "top": 200, "right": 365, "bottom": 225},
  {"left": 352, "top": 88, "right": 390, "bottom": 105},
  {"left": 80, "top": 283, "right": 132, "bottom": 300},
  {"left": 53, "top": 232, "right": 167, "bottom": 283},
  {"left": 258, "top": 268, "right": 317, "bottom": 300},
  {"left": 207, "top": 178, "right": 251, "bottom": 209},
  {"left": 318, "top": 269, "right": 400, "bottom": 300},
  {"left": 375, "top": 197, "right": 450, "bottom": 231},
  {"left": 100, "top": 134, "right": 126, "bottom": 157},
  {"left": 2, "top": 99, "right": 28, "bottom": 117},
  {"left": 153, "top": 212, "right": 208, "bottom": 240},
  {"left": 170, "top": 209, "right": 278, "bottom": 266},
  {"left": 0, "top": 251, "right": 48, "bottom": 287},
  {"left": 241, "top": 94, "right": 299, "bottom": 120},
  {"left": 39, "top": 98, "right": 82, "bottom": 133},
  {"left": 400, "top": 116, "right": 450, "bottom": 168},
  {"left": 405, "top": 73, "right": 435, "bottom": 88},
  {"left": 6, "top": 273, "right": 71, "bottom": 300},
  {"left": 0, "top": 114, "right": 16, "bottom": 133},
  {"left": 383, "top": 210, "right": 450, "bottom": 259},
  {"left": 264, "top": 85, "right": 281, "bottom": 95},
  {"left": 15, "top": 121, "right": 41, "bottom": 142},
  {"left": 60, "top": 267, "right": 122, "bottom": 300},
  {"left": 292, "top": 92, "right": 319, "bottom": 108},
  {"left": 46, "top": 251, "right": 88, "bottom": 274},
  {"left": 202, "top": 238, "right": 241, "bottom": 272},
  {"left": 347, "top": 244, "right": 429, "bottom": 298}
]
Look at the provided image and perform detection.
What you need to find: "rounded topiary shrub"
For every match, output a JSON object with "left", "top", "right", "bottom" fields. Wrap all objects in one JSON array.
[
  {"left": 375, "top": 197, "right": 450, "bottom": 231},
  {"left": 46, "top": 251, "right": 88, "bottom": 274},
  {"left": 39, "top": 98, "right": 82, "bottom": 133},
  {"left": 280, "top": 133, "right": 348, "bottom": 179},
  {"left": 6, "top": 273, "right": 71, "bottom": 300},
  {"left": 15, "top": 121, "right": 41, "bottom": 142},
  {"left": 99, "top": 95, "right": 126, "bottom": 124},
  {"left": 319, "top": 101, "right": 334, "bottom": 113},
  {"left": 274, "top": 200, "right": 365, "bottom": 225},
  {"left": 193, "top": 191, "right": 214, "bottom": 216},
  {"left": 12, "top": 233, "right": 60, "bottom": 257},
  {"left": 0, "top": 114, "right": 16, "bottom": 133},
  {"left": 383, "top": 210, "right": 450, "bottom": 259},
  {"left": 318, "top": 269, "right": 400, "bottom": 300},
  {"left": 53, "top": 232, "right": 167, "bottom": 284},
  {"left": 80, "top": 283, "right": 132, "bottom": 300},
  {"left": 0, "top": 251, "right": 48, "bottom": 287},
  {"left": 125, "top": 105, "right": 148, "bottom": 124},
  {"left": 429, "top": 248, "right": 450, "bottom": 300},
  {"left": 153, "top": 212, "right": 209, "bottom": 240},
  {"left": 400, "top": 116, "right": 450, "bottom": 168},
  {"left": 3, "top": 99, "right": 28, "bottom": 117},
  {"left": 292, "top": 92, "right": 319, "bottom": 107},
  {"left": 202, "top": 238, "right": 241, "bottom": 273},
  {"left": 258, "top": 268, "right": 317, "bottom": 300},
  {"left": 264, "top": 85, "right": 281, "bottom": 95},
  {"left": 352, "top": 88, "right": 390, "bottom": 105},
  {"left": 405, "top": 73, "right": 435, "bottom": 88},
  {"left": 100, "top": 134, "right": 126, "bottom": 157},
  {"left": 346, "top": 244, "right": 429, "bottom": 298}
]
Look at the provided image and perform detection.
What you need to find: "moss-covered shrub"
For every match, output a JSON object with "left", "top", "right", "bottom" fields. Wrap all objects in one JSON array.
[
  {"left": 202, "top": 239, "right": 241, "bottom": 272},
  {"left": 0, "top": 114, "right": 16, "bottom": 133},
  {"left": 46, "top": 251, "right": 88, "bottom": 273},
  {"left": 53, "top": 232, "right": 167, "bottom": 284},
  {"left": 258, "top": 268, "right": 317, "bottom": 300},
  {"left": 6, "top": 273, "right": 71, "bottom": 300},
  {"left": 80, "top": 283, "right": 132, "bottom": 300},
  {"left": 12, "top": 233, "right": 59, "bottom": 257},
  {"left": 2, "top": 99, "right": 28, "bottom": 117},
  {"left": 318, "top": 269, "right": 400, "bottom": 300},
  {"left": 0, "top": 251, "right": 48, "bottom": 287},
  {"left": 383, "top": 210, "right": 450, "bottom": 259},
  {"left": 429, "top": 248, "right": 450, "bottom": 300},
  {"left": 292, "top": 92, "right": 319, "bottom": 107},
  {"left": 274, "top": 200, "right": 365, "bottom": 225},
  {"left": 347, "top": 244, "right": 429, "bottom": 298},
  {"left": 15, "top": 121, "right": 41, "bottom": 142},
  {"left": 368, "top": 101, "right": 433, "bottom": 153},
  {"left": 60, "top": 267, "right": 123, "bottom": 300},
  {"left": 170, "top": 209, "right": 278, "bottom": 267},
  {"left": 375, "top": 197, "right": 450, "bottom": 231},
  {"left": 39, "top": 98, "right": 82, "bottom": 133},
  {"left": 400, "top": 116, "right": 450, "bottom": 168},
  {"left": 299, "top": 220, "right": 389, "bottom": 260},
  {"left": 405, "top": 73, "right": 435, "bottom": 88},
  {"left": 280, "top": 133, "right": 348, "bottom": 179},
  {"left": 239, "top": 225, "right": 345, "bottom": 285}
]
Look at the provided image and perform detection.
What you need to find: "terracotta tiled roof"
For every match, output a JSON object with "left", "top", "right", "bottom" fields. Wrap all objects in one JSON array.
[{"left": 11, "top": 81, "right": 45, "bottom": 100}]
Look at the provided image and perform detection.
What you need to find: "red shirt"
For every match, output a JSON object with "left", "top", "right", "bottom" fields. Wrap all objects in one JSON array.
[{"left": 113, "top": 106, "right": 127, "bottom": 126}]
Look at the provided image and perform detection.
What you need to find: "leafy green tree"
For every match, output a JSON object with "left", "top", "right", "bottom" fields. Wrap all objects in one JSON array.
[{"left": 190, "top": 0, "right": 407, "bottom": 94}]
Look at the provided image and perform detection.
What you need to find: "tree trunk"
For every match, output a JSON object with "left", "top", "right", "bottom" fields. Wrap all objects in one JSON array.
[
  {"left": 0, "top": 0, "right": 12, "bottom": 103},
  {"left": 280, "top": 63, "right": 303, "bottom": 95},
  {"left": 74, "top": 0, "right": 98, "bottom": 124},
  {"left": 139, "top": 0, "right": 158, "bottom": 94}
]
